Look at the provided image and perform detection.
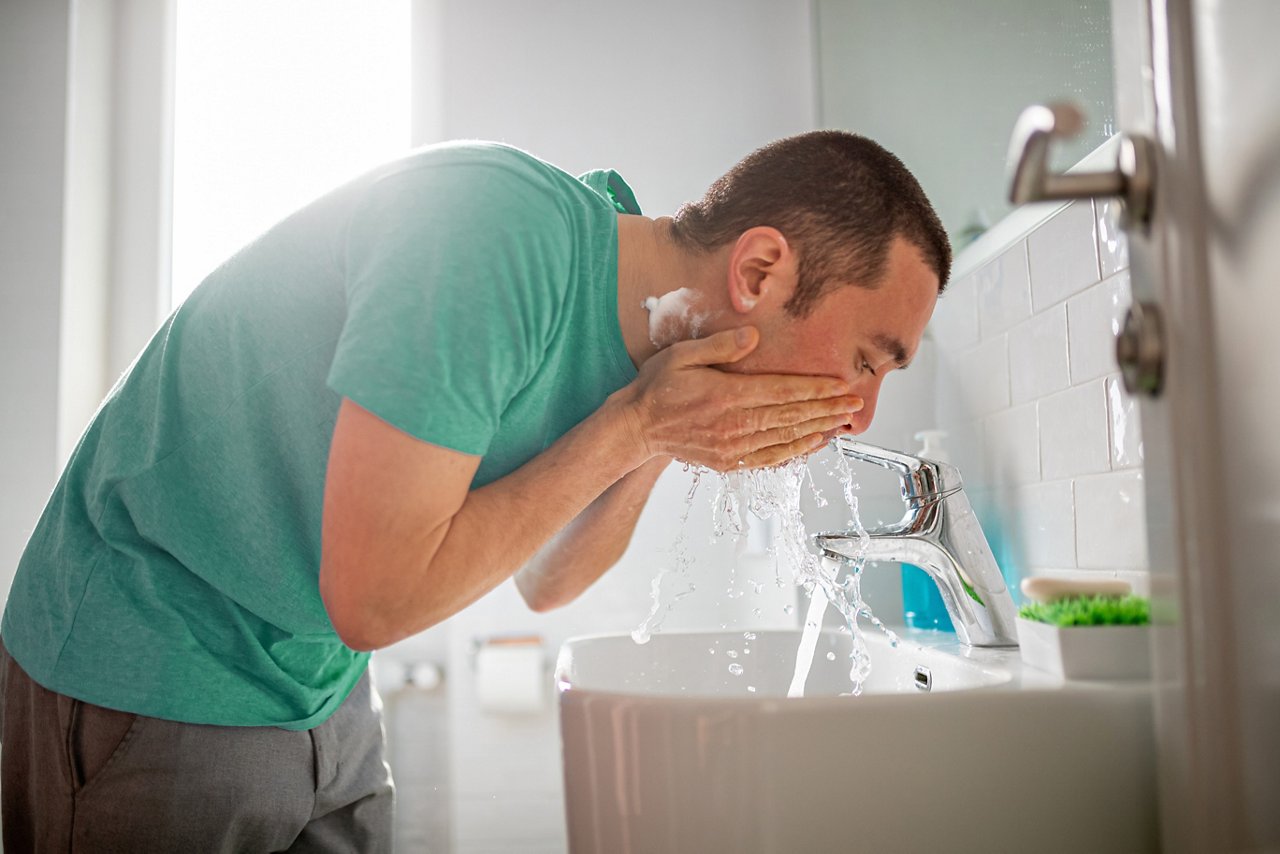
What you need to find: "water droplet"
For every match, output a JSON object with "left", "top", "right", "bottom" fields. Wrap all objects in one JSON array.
[
  {"left": 752, "top": 608, "right": 762, "bottom": 617},
  {"left": 726, "top": 649, "right": 738, "bottom": 659},
  {"left": 631, "top": 629, "right": 651, "bottom": 644},
  {"left": 743, "top": 631, "right": 757, "bottom": 640},
  {"left": 708, "top": 648, "right": 716, "bottom": 654},
  {"left": 743, "top": 648, "right": 751, "bottom": 655},
  {"left": 783, "top": 604, "right": 794, "bottom": 615},
  {"left": 747, "top": 685, "right": 757, "bottom": 693},
  {"left": 728, "top": 663, "right": 744, "bottom": 676},
  {"left": 826, "top": 651, "right": 836, "bottom": 661}
]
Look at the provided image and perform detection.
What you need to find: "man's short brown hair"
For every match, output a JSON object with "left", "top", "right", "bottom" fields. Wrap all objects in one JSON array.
[{"left": 670, "top": 130, "right": 951, "bottom": 316}]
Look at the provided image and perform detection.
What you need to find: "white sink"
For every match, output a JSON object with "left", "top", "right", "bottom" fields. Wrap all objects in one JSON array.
[{"left": 556, "top": 628, "right": 1158, "bottom": 854}]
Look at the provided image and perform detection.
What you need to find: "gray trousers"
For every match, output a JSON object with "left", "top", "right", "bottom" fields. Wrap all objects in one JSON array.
[{"left": 0, "top": 636, "right": 394, "bottom": 853}]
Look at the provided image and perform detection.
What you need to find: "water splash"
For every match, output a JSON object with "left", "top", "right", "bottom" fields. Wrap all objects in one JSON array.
[
  {"left": 632, "top": 445, "right": 897, "bottom": 695},
  {"left": 631, "top": 469, "right": 702, "bottom": 644}
]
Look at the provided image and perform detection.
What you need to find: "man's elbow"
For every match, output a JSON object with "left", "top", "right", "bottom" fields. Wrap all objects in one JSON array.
[
  {"left": 520, "top": 586, "right": 567, "bottom": 614},
  {"left": 326, "top": 607, "right": 386, "bottom": 652},
  {"left": 515, "top": 572, "right": 573, "bottom": 614},
  {"left": 527, "top": 592, "right": 571, "bottom": 614},
  {"left": 321, "top": 567, "right": 394, "bottom": 651},
  {"left": 332, "top": 623, "right": 384, "bottom": 653}
]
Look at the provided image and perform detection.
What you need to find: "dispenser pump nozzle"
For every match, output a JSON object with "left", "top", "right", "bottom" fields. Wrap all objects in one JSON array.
[{"left": 913, "top": 429, "right": 951, "bottom": 463}]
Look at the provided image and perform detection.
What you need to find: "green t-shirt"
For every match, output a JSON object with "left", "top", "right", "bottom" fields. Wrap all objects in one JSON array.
[{"left": 1, "top": 142, "right": 640, "bottom": 729}]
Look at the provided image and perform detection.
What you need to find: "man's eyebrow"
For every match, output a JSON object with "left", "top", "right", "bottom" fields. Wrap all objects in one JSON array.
[{"left": 872, "top": 333, "right": 911, "bottom": 369}]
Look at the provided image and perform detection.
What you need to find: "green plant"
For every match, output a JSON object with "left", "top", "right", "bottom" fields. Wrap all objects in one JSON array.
[{"left": 1017, "top": 594, "right": 1150, "bottom": 627}]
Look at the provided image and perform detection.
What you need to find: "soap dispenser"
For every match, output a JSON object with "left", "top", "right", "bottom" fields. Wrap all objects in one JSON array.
[{"left": 901, "top": 430, "right": 955, "bottom": 633}]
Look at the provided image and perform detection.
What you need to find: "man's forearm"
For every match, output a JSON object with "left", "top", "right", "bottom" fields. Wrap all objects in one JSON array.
[
  {"left": 348, "top": 396, "right": 652, "bottom": 648},
  {"left": 514, "top": 455, "right": 672, "bottom": 612}
]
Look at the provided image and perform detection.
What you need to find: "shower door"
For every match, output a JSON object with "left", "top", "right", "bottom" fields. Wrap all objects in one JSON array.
[{"left": 1119, "top": 1, "right": 1280, "bottom": 850}]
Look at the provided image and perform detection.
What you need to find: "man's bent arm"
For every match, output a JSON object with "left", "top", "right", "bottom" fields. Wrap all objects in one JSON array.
[
  {"left": 514, "top": 455, "right": 672, "bottom": 613},
  {"left": 319, "top": 328, "right": 859, "bottom": 651},
  {"left": 320, "top": 394, "right": 649, "bottom": 650}
]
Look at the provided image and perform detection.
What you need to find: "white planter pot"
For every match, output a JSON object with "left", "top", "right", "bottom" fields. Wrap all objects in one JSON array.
[{"left": 1016, "top": 617, "right": 1151, "bottom": 680}]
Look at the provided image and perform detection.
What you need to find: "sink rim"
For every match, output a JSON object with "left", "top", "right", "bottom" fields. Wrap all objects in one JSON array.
[{"left": 551, "top": 626, "right": 1078, "bottom": 704}]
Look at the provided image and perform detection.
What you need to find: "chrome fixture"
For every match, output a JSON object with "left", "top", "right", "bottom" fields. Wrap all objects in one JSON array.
[
  {"left": 1116, "top": 300, "right": 1165, "bottom": 397},
  {"left": 1007, "top": 101, "right": 1156, "bottom": 229},
  {"left": 814, "top": 439, "right": 1019, "bottom": 648}
]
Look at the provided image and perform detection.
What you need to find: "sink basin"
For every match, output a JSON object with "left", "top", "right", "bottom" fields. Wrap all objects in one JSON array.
[
  {"left": 556, "top": 628, "right": 1157, "bottom": 853},
  {"left": 556, "top": 627, "right": 1011, "bottom": 697}
]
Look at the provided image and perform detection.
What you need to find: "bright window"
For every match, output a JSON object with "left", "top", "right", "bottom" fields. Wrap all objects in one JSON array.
[{"left": 171, "top": 0, "right": 410, "bottom": 307}]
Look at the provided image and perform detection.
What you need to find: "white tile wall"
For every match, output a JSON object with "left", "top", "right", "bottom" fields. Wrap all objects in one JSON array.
[
  {"left": 1068, "top": 270, "right": 1131, "bottom": 383},
  {"left": 975, "top": 242, "right": 1032, "bottom": 335},
  {"left": 932, "top": 198, "right": 1148, "bottom": 594},
  {"left": 1009, "top": 304, "right": 1070, "bottom": 404},
  {"left": 1075, "top": 470, "right": 1148, "bottom": 569},
  {"left": 1106, "top": 375, "right": 1144, "bottom": 469},
  {"left": 1027, "top": 201, "right": 1102, "bottom": 311},
  {"left": 930, "top": 273, "right": 980, "bottom": 349},
  {"left": 984, "top": 403, "right": 1039, "bottom": 486},
  {"left": 1095, "top": 197, "right": 1130, "bottom": 278},
  {"left": 1012, "top": 479, "right": 1076, "bottom": 567},
  {"left": 1039, "top": 380, "right": 1111, "bottom": 479},
  {"left": 954, "top": 334, "right": 1010, "bottom": 416}
]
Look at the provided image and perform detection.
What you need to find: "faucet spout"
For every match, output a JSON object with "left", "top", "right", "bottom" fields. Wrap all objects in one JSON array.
[{"left": 815, "top": 439, "right": 1019, "bottom": 648}]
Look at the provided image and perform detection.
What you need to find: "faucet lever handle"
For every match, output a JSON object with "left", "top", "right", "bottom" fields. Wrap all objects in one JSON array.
[{"left": 832, "top": 438, "right": 962, "bottom": 499}]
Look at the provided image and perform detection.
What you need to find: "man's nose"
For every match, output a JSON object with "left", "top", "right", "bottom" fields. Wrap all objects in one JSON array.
[{"left": 844, "top": 378, "right": 882, "bottom": 434}]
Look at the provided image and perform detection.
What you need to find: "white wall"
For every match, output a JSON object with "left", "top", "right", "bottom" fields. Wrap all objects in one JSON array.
[
  {"left": 430, "top": 0, "right": 818, "bottom": 217},
  {"left": 0, "top": 0, "right": 172, "bottom": 607},
  {"left": 0, "top": 0, "right": 74, "bottom": 603},
  {"left": 929, "top": 196, "right": 1147, "bottom": 592},
  {"left": 58, "top": 0, "right": 112, "bottom": 465}
]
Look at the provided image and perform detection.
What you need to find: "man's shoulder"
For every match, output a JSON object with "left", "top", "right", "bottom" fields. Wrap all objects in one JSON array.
[
  {"left": 372, "top": 141, "right": 576, "bottom": 197},
  {"left": 349, "top": 141, "right": 614, "bottom": 246}
]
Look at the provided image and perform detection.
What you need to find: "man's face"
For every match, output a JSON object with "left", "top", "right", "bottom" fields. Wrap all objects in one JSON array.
[{"left": 728, "top": 237, "right": 939, "bottom": 435}]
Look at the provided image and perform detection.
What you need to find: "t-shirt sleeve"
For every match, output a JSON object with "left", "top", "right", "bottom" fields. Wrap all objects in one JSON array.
[{"left": 327, "top": 161, "right": 569, "bottom": 456}]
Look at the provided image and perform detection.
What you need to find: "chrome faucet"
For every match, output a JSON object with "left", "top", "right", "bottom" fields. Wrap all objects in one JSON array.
[{"left": 813, "top": 438, "right": 1019, "bottom": 648}]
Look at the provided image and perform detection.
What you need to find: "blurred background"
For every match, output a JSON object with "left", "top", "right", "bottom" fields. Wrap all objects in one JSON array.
[{"left": 1, "top": 1, "right": 1133, "bottom": 851}]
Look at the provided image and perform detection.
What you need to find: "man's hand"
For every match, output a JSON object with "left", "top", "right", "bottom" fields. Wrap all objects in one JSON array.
[{"left": 612, "top": 326, "right": 862, "bottom": 470}]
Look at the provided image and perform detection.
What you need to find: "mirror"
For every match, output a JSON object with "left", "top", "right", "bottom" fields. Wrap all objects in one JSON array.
[{"left": 815, "top": 0, "right": 1115, "bottom": 246}]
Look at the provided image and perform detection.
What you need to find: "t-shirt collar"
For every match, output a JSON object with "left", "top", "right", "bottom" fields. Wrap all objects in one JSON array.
[{"left": 577, "top": 169, "right": 643, "bottom": 215}]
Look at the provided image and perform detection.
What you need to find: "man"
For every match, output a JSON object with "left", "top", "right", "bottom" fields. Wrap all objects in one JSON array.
[{"left": 0, "top": 130, "right": 948, "bottom": 851}]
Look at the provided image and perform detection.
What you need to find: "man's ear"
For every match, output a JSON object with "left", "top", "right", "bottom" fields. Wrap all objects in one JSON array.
[{"left": 725, "top": 227, "right": 796, "bottom": 314}]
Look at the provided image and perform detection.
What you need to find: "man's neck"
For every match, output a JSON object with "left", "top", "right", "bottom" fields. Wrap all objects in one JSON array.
[{"left": 615, "top": 215, "right": 721, "bottom": 368}]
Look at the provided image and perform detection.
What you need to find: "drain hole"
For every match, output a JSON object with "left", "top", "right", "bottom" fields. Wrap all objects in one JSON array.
[{"left": 914, "top": 665, "right": 932, "bottom": 692}]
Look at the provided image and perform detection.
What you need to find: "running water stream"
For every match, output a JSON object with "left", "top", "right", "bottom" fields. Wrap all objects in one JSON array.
[{"left": 632, "top": 447, "right": 900, "bottom": 696}]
